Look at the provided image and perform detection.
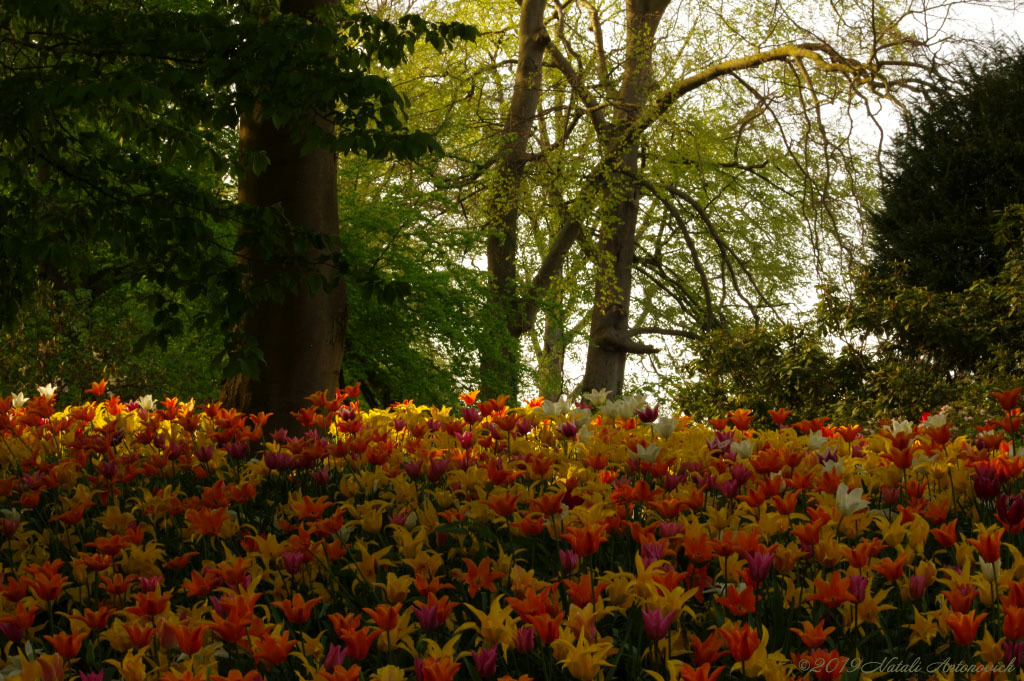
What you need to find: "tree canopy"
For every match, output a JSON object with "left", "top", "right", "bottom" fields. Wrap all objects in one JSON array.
[
  {"left": 868, "top": 42, "right": 1024, "bottom": 293},
  {"left": 0, "top": 0, "right": 475, "bottom": 411}
]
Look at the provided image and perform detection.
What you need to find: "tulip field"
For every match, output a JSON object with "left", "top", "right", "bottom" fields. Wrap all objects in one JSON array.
[{"left": 4, "top": 382, "right": 1024, "bottom": 681}]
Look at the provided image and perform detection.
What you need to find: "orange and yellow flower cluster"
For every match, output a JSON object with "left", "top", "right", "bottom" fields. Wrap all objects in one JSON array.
[{"left": 2, "top": 383, "right": 1024, "bottom": 680}]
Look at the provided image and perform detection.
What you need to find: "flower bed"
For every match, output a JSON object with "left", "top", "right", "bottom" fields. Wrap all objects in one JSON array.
[{"left": 1, "top": 383, "right": 1024, "bottom": 681}]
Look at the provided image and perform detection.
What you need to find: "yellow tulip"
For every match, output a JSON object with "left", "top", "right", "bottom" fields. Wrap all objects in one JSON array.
[
  {"left": 557, "top": 631, "right": 616, "bottom": 681},
  {"left": 372, "top": 665, "right": 406, "bottom": 681},
  {"left": 107, "top": 649, "right": 147, "bottom": 681}
]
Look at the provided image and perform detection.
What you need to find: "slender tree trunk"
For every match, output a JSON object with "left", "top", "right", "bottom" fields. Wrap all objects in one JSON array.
[
  {"left": 479, "top": 0, "right": 548, "bottom": 400},
  {"left": 221, "top": 0, "right": 345, "bottom": 431},
  {"left": 580, "top": 0, "right": 668, "bottom": 396},
  {"left": 537, "top": 269, "right": 566, "bottom": 399}
]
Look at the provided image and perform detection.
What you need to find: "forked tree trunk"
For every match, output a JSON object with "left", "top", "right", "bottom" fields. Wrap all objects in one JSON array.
[
  {"left": 221, "top": 0, "right": 345, "bottom": 431},
  {"left": 479, "top": 0, "right": 548, "bottom": 400},
  {"left": 580, "top": 0, "right": 668, "bottom": 396}
]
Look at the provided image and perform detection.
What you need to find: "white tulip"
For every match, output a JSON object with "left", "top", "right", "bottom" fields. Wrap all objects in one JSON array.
[
  {"left": 36, "top": 383, "right": 56, "bottom": 399},
  {"left": 582, "top": 388, "right": 612, "bottom": 406},
  {"left": 835, "top": 482, "right": 870, "bottom": 516},
  {"left": 653, "top": 417, "right": 677, "bottom": 440},
  {"left": 729, "top": 439, "right": 754, "bottom": 459},
  {"left": 632, "top": 443, "right": 662, "bottom": 463},
  {"left": 888, "top": 419, "right": 914, "bottom": 436},
  {"left": 571, "top": 407, "right": 593, "bottom": 422},
  {"left": 9, "top": 392, "right": 28, "bottom": 409},
  {"left": 137, "top": 394, "right": 157, "bottom": 411},
  {"left": 600, "top": 400, "right": 627, "bottom": 420},
  {"left": 807, "top": 431, "right": 829, "bottom": 450},
  {"left": 623, "top": 395, "right": 647, "bottom": 413},
  {"left": 980, "top": 558, "right": 1001, "bottom": 582},
  {"left": 542, "top": 396, "right": 571, "bottom": 417}
]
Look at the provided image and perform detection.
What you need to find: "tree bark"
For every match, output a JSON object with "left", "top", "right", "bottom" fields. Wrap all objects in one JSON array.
[
  {"left": 580, "top": 0, "right": 668, "bottom": 396},
  {"left": 221, "top": 0, "right": 345, "bottom": 431},
  {"left": 479, "top": 0, "right": 548, "bottom": 400}
]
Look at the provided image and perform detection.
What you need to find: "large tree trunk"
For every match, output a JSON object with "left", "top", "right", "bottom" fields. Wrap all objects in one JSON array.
[
  {"left": 479, "top": 0, "right": 548, "bottom": 400},
  {"left": 221, "top": 0, "right": 345, "bottom": 431},
  {"left": 580, "top": 0, "right": 668, "bottom": 396}
]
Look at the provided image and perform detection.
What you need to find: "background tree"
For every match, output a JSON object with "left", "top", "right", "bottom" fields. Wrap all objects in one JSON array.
[
  {"left": 868, "top": 42, "right": 1024, "bottom": 293},
  {"left": 406, "top": 0, "right": 983, "bottom": 400},
  {"left": 0, "top": 0, "right": 474, "bottom": 419}
]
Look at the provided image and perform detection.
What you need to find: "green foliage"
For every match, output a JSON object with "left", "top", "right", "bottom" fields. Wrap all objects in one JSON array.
[
  {"left": 335, "top": 160, "right": 490, "bottom": 407},
  {"left": 0, "top": 0, "right": 477, "bottom": 383},
  {"left": 680, "top": 202, "right": 1024, "bottom": 425},
  {"left": 869, "top": 42, "right": 1024, "bottom": 293},
  {"left": 838, "top": 206, "right": 1024, "bottom": 418},
  {"left": 0, "top": 281, "right": 223, "bottom": 404},
  {"left": 672, "top": 321, "right": 868, "bottom": 423}
]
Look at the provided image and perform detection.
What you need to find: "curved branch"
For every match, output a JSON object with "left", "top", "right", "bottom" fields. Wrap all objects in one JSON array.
[
  {"left": 592, "top": 328, "right": 660, "bottom": 354},
  {"left": 622, "top": 43, "right": 873, "bottom": 152},
  {"left": 629, "top": 326, "right": 698, "bottom": 340},
  {"left": 635, "top": 177, "right": 717, "bottom": 326},
  {"left": 663, "top": 183, "right": 772, "bottom": 323}
]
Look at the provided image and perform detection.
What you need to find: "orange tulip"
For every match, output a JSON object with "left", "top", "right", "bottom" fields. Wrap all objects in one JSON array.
[
  {"left": 211, "top": 671, "right": 265, "bottom": 681},
  {"left": 990, "top": 388, "right": 1024, "bottom": 412},
  {"left": 520, "top": 612, "right": 564, "bottom": 644},
  {"left": 1004, "top": 605, "right": 1024, "bottom": 640},
  {"left": 677, "top": 663, "right": 725, "bottom": 681},
  {"left": 720, "top": 623, "right": 759, "bottom": 662},
  {"left": 65, "top": 606, "right": 114, "bottom": 632},
  {"left": 43, "top": 631, "right": 88, "bottom": 659},
  {"left": 872, "top": 552, "right": 910, "bottom": 581},
  {"left": 272, "top": 593, "right": 324, "bottom": 624},
  {"left": 561, "top": 524, "right": 609, "bottom": 558},
  {"left": 251, "top": 629, "right": 295, "bottom": 667},
  {"left": 481, "top": 492, "right": 520, "bottom": 518},
  {"left": 421, "top": 658, "right": 461, "bottom": 681},
  {"left": 164, "top": 621, "right": 206, "bottom": 655},
  {"left": 210, "top": 608, "right": 251, "bottom": 645},
  {"left": 805, "top": 571, "right": 856, "bottom": 608},
  {"left": 122, "top": 621, "right": 156, "bottom": 649},
  {"left": 943, "top": 584, "right": 979, "bottom": 613},
  {"left": 688, "top": 632, "right": 727, "bottom": 666},
  {"left": 316, "top": 665, "right": 363, "bottom": 681},
  {"left": 947, "top": 610, "right": 988, "bottom": 645},
  {"left": 27, "top": 573, "right": 66, "bottom": 603},
  {"left": 361, "top": 603, "right": 401, "bottom": 631},
  {"left": 338, "top": 627, "right": 381, "bottom": 661},
  {"left": 841, "top": 538, "right": 885, "bottom": 568},
  {"left": 124, "top": 591, "right": 171, "bottom": 618},
  {"left": 454, "top": 557, "right": 506, "bottom": 598},
  {"left": 930, "top": 519, "right": 959, "bottom": 548},
  {"left": 83, "top": 379, "right": 108, "bottom": 396},
  {"left": 790, "top": 620, "right": 836, "bottom": 647},
  {"left": 968, "top": 529, "right": 1005, "bottom": 563},
  {"left": 716, "top": 584, "right": 757, "bottom": 617}
]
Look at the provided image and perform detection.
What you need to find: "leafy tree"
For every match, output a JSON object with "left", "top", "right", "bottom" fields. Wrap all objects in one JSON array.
[
  {"left": 334, "top": 157, "right": 490, "bottom": 407},
  {"left": 401, "top": 0, "right": 994, "bottom": 401},
  {"left": 0, "top": 0, "right": 474, "bottom": 420},
  {"left": 670, "top": 321, "right": 868, "bottom": 422},
  {"left": 0, "top": 282, "right": 223, "bottom": 404},
  {"left": 839, "top": 204, "right": 1024, "bottom": 416},
  {"left": 869, "top": 42, "right": 1024, "bottom": 293}
]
